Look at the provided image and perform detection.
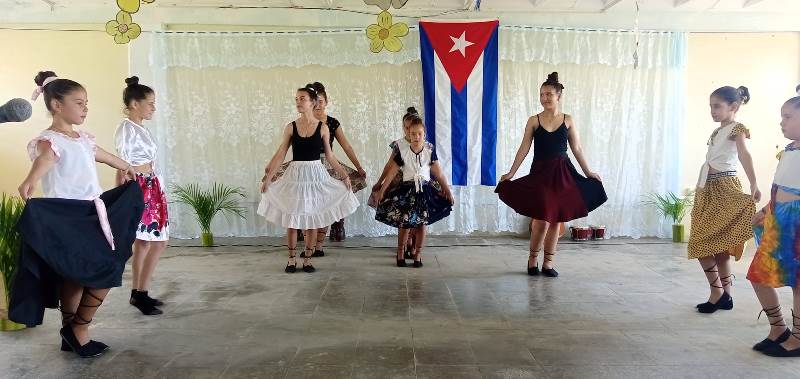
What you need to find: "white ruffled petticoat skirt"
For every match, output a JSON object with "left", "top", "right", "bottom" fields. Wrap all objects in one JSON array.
[{"left": 257, "top": 160, "right": 359, "bottom": 229}]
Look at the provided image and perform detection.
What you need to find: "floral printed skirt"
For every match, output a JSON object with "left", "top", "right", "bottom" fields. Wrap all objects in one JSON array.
[
  {"left": 368, "top": 172, "right": 441, "bottom": 209},
  {"left": 135, "top": 173, "right": 169, "bottom": 241},
  {"left": 375, "top": 181, "right": 452, "bottom": 228}
]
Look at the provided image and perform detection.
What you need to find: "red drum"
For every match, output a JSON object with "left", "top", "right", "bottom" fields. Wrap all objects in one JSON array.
[
  {"left": 591, "top": 225, "right": 606, "bottom": 240},
  {"left": 571, "top": 226, "right": 591, "bottom": 241}
]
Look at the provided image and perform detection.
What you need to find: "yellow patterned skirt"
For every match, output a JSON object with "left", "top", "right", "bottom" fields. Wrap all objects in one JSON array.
[{"left": 687, "top": 176, "right": 755, "bottom": 261}]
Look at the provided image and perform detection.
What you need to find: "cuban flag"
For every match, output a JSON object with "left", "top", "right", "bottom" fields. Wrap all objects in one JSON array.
[{"left": 419, "top": 19, "right": 499, "bottom": 186}]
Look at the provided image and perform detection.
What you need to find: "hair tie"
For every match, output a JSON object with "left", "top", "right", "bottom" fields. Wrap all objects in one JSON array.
[{"left": 31, "top": 76, "right": 59, "bottom": 101}]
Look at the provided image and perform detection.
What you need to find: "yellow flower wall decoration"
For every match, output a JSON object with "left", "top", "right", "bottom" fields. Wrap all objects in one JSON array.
[
  {"left": 366, "top": 11, "right": 409, "bottom": 53},
  {"left": 106, "top": 10, "right": 142, "bottom": 44},
  {"left": 363, "top": 0, "right": 410, "bottom": 10},
  {"left": 117, "top": 0, "right": 141, "bottom": 14},
  {"left": 107, "top": 0, "right": 155, "bottom": 44}
]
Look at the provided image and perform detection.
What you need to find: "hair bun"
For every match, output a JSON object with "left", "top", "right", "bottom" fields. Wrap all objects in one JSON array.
[
  {"left": 312, "top": 82, "right": 326, "bottom": 92},
  {"left": 541, "top": 72, "right": 565, "bottom": 92},
  {"left": 304, "top": 83, "right": 317, "bottom": 94},
  {"left": 737, "top": 86, "right": 750, "bottom": 105},
  {"left": 407, "top": 106, "right": 418, "bottom": 115},
  {"left": 125, "top": 76, "right": 140, "bottom": 87},
  {"left": 407, "top": 114, "right": 423, "bottom": 125},
  {"left": 34, "top": 70, "right": 57, "bottom": 86}
]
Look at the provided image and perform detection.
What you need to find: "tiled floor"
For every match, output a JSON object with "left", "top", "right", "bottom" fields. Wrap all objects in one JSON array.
[{"left": 2, "top": 236, "right": 799, "bottom": 379}]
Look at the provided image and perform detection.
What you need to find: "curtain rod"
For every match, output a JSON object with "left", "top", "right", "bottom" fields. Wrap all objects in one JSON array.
[
  {"left": 7, "top": 25, "right": 782, "bottom": 34},
  {"left": 153, "top": 25, "right": 679, "bottom": 35}
]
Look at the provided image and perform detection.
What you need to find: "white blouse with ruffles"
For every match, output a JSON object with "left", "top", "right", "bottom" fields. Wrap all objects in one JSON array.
[
  {"left": 114, "top": 118, "right": 157, "bottom": 172},
  {"left": 27, "top": 129, "right": 102, "bottom": 200}
]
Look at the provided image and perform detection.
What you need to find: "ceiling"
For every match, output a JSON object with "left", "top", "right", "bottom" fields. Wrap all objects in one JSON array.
[{"left": 2, "top": 0, "right": 800, "bottom": 31}]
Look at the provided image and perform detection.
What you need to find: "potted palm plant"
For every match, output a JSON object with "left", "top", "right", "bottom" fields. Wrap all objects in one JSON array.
[
  {"left": 644, "top": 191, "right": 694, "bottom": 242},
  {"left": 0, "top": 194, "right": 26, "bottom": 331},
  {"left": 171, "top": 183, "right": 247, "bottom": 247}
]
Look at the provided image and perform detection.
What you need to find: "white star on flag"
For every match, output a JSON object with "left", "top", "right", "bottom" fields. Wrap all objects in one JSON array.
[{"left": 449, "top": 31, "right": 474, "bottom": 57}]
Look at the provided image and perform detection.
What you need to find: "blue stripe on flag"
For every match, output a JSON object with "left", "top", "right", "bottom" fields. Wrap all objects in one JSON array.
[
  {"left": 451, "top": 84, "right": 468, "bottom": 186},
  {"left": 419, "top": 28, "right": 437, "bottom": 146},
  {"left": 481, "top": 26, "right": 499, "bottom": 185}
]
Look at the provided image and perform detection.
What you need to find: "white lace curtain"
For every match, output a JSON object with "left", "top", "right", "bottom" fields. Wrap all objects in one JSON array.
[{"left": 149, "top": 26, "right": 687, "bottom": 239}]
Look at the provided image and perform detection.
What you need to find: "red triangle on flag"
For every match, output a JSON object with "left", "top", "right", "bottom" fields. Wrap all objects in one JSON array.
[{"left": 420, "top": 20, "right": 498, "bottom": 93}]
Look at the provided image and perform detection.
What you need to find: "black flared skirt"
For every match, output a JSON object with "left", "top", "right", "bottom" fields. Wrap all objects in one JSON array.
[{"left": 9, "top": 181, "right": 144, "bottom": 326}]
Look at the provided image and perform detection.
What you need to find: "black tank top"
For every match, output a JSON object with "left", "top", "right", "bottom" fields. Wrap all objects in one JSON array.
[
  {"left": 291, "top": 121, "right": 323, "bottom": 161},
  {"left": 532, "top": 114, "right": 568, "bottom": 160}
]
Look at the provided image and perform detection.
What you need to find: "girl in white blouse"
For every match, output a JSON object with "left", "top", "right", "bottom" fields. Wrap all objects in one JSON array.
[
  {"left": 374, "top": 116, "right": 454, "bottom": 267},
  {"left": 16, "top": 70, "right": 138, "bottom": 358},
  {"left": 688, "top": 86, "right": 760, "bottom": 314},
  {"left": 114, "top": 76, "right": 168, "bottom": 316}
]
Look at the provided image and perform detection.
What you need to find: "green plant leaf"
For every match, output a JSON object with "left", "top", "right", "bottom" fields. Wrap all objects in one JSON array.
[
  {"left": 642, "top": 191, "right": 694, "bottom": 224},
  {"left": 171, "top": 183, "right": 247, "bottom": 236},
  {"left": 0, "top": 194, "right": 25, "bottom": 303}
]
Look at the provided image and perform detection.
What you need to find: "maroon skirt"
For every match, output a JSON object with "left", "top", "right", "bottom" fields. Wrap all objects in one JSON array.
[{"left": 495, "top": 155, "right": 606, "bottom": 223}]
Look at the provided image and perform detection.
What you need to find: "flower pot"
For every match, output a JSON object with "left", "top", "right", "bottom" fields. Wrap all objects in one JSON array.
[
  {"left": 672, "top": 224, "right": 685, "bottom": 243},
  {"left": 201, "top": 232, "right": 214, "bottom": 247},
  {"left": 0, "top": 318, "right": 26, "bottom": 332}
]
